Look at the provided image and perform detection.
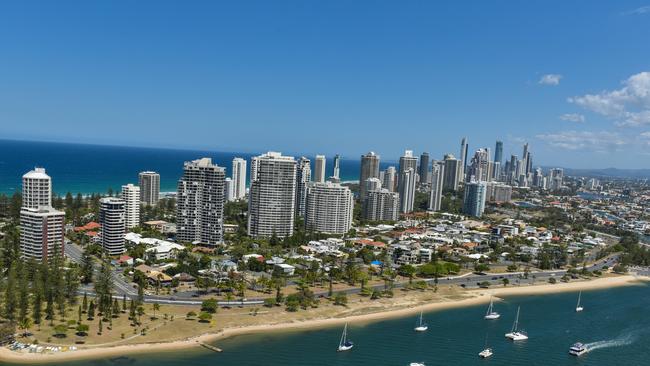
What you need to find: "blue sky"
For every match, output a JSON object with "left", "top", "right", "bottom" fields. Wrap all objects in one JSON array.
[{"left": 1, "top": 1, "right": 649, "bottom": 168}]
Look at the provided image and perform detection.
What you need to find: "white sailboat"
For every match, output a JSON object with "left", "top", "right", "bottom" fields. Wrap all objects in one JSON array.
[
  {"left": 337, "top": 323, "right": 354, "bottom": 352},
  {"left": 575, "top": 291, "right": 584, "bottom": 312},
  {"left": 484, "top": 296, "right": 500, "bottom": 320},
  {"left": 409, "top": 363, "right": 426, "bottom": 366},
  {"left": 414, "top": 311, "right": 428, "bottom": 332},
  {"left": 504, "top": 306, "right": 528, "bottom": 341},
  {"left": 478, "top": 334, "right": 493, "bottom": 358}
]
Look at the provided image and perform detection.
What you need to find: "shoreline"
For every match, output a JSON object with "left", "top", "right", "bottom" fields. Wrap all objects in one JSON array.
[{"left": 1, "top": 275, "right": 645, "bottom": 364}]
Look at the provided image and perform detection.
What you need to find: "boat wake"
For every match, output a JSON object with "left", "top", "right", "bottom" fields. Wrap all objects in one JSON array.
[{"left": 583, "top": 333, "right": 637, "bottom": 353}]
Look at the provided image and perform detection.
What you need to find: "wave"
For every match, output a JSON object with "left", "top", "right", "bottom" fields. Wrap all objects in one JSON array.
[{"left": 584, "top": 333, "right": 637, "bottom": 352}]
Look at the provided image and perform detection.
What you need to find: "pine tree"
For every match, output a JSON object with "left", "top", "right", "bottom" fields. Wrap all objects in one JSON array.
[
  {"left": 17, "top": 263, "right": 29, "bottom": 323},
  {"left": 4, "top": 264, "right": 17, "bottom": 321},
  {"left": 82, "top": 293, "right": 88, "bottom": 313},
  {"left": 88, "top": 301, "right": 95, "bottom": 320}
]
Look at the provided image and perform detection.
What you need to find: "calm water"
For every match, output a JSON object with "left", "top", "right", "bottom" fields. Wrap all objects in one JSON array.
[
  {"left": 0, "top": 140, "right": 384, "bottom": 195},
  {"left": 34, "top": 284, "right": 650, "bottom": 366}
]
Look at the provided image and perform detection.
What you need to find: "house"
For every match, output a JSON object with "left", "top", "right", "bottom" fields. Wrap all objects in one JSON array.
[
  {"left": 115, "top": 255, "right": 133, "bottom": 266},
  {"left": 273, "top": 263, "right": 296, "bottom": 276}
]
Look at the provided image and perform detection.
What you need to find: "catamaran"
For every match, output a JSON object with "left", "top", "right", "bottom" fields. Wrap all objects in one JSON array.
[
  {"left": 337, "top": 323, "right": 354, "bottom": 352},
  {"left": 484, "top": 296, "right": 500, "bottom": 320},
  {"left": 409, "top": 363, "right": 425, "bottom": 366},
  {"left": 414, "top": 311, "right": 428, "bottom": 332},
  {"left": 504, "top": 306, "right": 528, "bottom": 341},
  {"left": 479, "top": 334, "right": 493, "bottom": 358},
  {"left": 575, "top": 291, "right": 584, "bottom": 312}
]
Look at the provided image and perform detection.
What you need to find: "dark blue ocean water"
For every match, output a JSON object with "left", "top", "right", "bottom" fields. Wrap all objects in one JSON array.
[
  {"left": 26, "top": 284, "right": 650, "bottom": 366},
  {"left": 0, "top": 140, "right": 380, "bottom": 195}
]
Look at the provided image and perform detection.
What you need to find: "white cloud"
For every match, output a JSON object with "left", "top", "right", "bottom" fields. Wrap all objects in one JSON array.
[
  {"left": 569, "top": 71, "right": 650, "bottom": 126},
  {"left": 624, "top": 5, "right": 650, "bottom": 15},
  {"left": 539, "top": 74, "right": 563, "bottom": 86},
  {"left": 536, "top": 130, "right": 625, "bottom": 151},
  {"left": 559, "top": 113, "right": 586, "bottom": 123}
]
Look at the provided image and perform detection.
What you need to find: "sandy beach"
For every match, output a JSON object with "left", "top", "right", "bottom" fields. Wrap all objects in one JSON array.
[{"left": 1, "top": 274, "right": 646, "bottom": 364}]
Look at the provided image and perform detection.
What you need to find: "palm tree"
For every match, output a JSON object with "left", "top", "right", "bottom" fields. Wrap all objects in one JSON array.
[
  {"left": 18, "top": 318, "right": 32, "bottom": 338},
  {"left": 152, "top": 303, "right": 160, "bottom": 319}
]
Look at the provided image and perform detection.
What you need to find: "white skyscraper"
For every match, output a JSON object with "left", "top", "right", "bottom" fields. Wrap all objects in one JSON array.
[
  {"left": 399, "top": 168, "right": 417, "bottom": 213},
  {"left": 295, "top": 157, "right": 312, "bottom": 217},
  {"left": 99, "top": 197, "right": 126, "bottom": 255},
  {"left": 443, "top": 154, "right": 461, "bottom": 191},
  {"left": 176, "top": 158, "right": 226, "bottom": 246},
  {"left": 232, "top": 157, "right": 247, "bottom": 200},
  {"left": 314, "top": 155, "right": 326, "bottom": 183},
  {"left": 248, "top": 152, "right": 297, "bottom": 238},
  {"left": 398, "top": 150, "right": 418, "bottom": 189},
  {"left": 22, "top": 167, "right": 52, "bottom": 209},
  {"left": 359, "top": 152, "right": 381, "bottom": 200},
  {"left": 225, "top": 177, "right": 235, "bottom": 202},
  {"left": 20, "top": 167, "right": 65, "bottom": 261},
  {"left": 428, "top": 162, "right": 444, "bottom": 211},
  {"left": 121, "top": 183, "right": 140, "bottom": 229},
  {"left": 305, "top": 182, "right": 354, "bottom": 234},
  {"left": 332, "top": 154, "right": 341, "bottom": 180},
  {"left": 138, "top": 171, "right": 160, "bottom": 205}
]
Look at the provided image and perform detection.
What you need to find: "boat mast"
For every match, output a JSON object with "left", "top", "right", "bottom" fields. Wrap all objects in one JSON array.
[
  {"left": 577, "top": 291, "right": 581, "bottom": 307},
  {"left": 340, "top": 323, "right": 347, "bottom": 347},
  {"left": 512, "top": 306, "right": 520, "bottom": 332}
]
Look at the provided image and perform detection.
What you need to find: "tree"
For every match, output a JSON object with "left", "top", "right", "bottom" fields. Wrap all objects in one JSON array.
[
  {"left": 88, "top": 301, "right": 96, "bottom": 320},
  {"left": 98, "top": 318, "right": 103, "bottom": 335},
  {"left": 198, "top": 312, "right": 212, "bottom": 323},
  {"left": 263, "top": 298, "right": 275, "bottom": 308},
  {"left": 81, "top": 251, "right": 94, "bottom": 284},
  {"left": 186, "top": 311, "right": 197, "bottom": 320},
  {"left": 502, "top": 278, "right": 510, "bottom": 287},
  {"left": 76, "top": 323, "right": 89, "bottom": 336},
  {"left": 201, "top": 298, "right": 218, "bottom": 314},
  {"left": 334, "top": 292, "right": 348, "bottom": 306},
  {"left": 152, "top": 303, "right": 160, "bottom": 319},
  {"left": 398, "top": 264, "right": 417, "bottom": 285},
  {"left": 18, "top": 318, "right": 32, "bottom": 338},
  {"left": 53, "top": 324, "right": 67, "bottom": 338},
  {"left": 548, "top": 277, "right": 557, "bottom": 284}
]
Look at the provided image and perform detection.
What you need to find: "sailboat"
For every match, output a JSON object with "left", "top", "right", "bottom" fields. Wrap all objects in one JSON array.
[
  {"left": 484, "top": 296, "right": 500, "bottom": 320},
  {"left": 504, "top": 306, "right": 528, "bottom": 341},
  {"left": 414, "top": 311, "right": 428, "bottom": 332},
  {"left": 478, "top": 334, "right": 493, "bottom": 358},
  {"left": 575, "top": 291, "right": 584, "bottom": 312},
  {"left": 337, "top": 323, "right": 354, "bottom": 351}
]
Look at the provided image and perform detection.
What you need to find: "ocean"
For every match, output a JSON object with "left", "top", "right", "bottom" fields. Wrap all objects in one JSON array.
[
  {"left": 28, "top": 283, "right": 650, "bottom": 366},
  {"left": 0, "top": 140, "right": 385, "bottom": 195}
]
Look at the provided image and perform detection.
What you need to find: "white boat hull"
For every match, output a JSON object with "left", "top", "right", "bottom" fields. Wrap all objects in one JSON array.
[
  {"left": 338, "top": 345, "right": 353, "bottom": 352},
  {"left": 505, "top": 332, "right": 528, "bottom": 341},
  {"left": 414, "top": 326, "right": 428, "bottom": 332},
  {"left": 575, "top": 307, "right": 584, "bottom": 312},
  {"left": 484, "top": 313, "right": 500, "bottom": 320},
  {"left": 479, "top": 349, "right": 493, "bottom": 358},
  {"left": 569, "top": 349, "right": 587, "bottom": 356}
]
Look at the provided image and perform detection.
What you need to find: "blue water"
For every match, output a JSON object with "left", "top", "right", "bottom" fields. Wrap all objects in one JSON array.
[
  {"left": 0, "top": 140, "right": 382, "bottom": 195},
  {"left": 32, "top": 284, "right": 650, "bottom": 366}
]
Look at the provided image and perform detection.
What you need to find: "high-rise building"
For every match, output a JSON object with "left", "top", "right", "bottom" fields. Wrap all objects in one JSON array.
[
  {"left": 463, "top": 181, "right": 487, "bottom": 218},
  {"left": 176, "top": 158, "right": 226, "bottom": 246},
  {"left": 99, "top": 197, "right": 126, "bottom": 255},
  {"left": 314, "top": 155, "right": 326, "bottom": 183},
  {"left": 138, "top": 171, "right": 160, "bottom": 206},
  {"left": 398, "top": 150, "right": 418, "bottom": 188},
  {"left": 232, "top": 157, "right": 247, "bottom": 200},
  {"left": 295, "top": 157, "right": 312, "bottom": 217},
  {"left": 494, "top": 141, "right": 503, "bottom": 165},
  {"left": 359, "top": 152, "right": 380, "bottom": 200},
  {"left": 248, "top": 152, "right": 297, "bottom": 238},
  {"left": 550, "top": 168, "right": 564, "bottom": 191},
  {"left": 22, "top": 167, "right": 52, "bottom": 209},
  {"left": 460, "top": 137, "right": 469, "bottom": 182},
  {"left": 428, "top": 161, "right": 444, "bottom": 211},
  {"left": 305, "top": 182, "right": 354, "bottom": 234},
  {"left": 486, "top": 182, "right": 512, "bottom": 203},
  {"left": 332, "top": 154, "right": 341, "bottom": 180},
  {"left": 362, "top": 188, "right": 400, "bottom": 222},
  {"left": 20, "top": 167, "right": 65, "bottom": 261},
  {"left": 399, "top": 168, "right": 417, "bottom": 213},
  {"left": 418, "top": 152, "right": 430, "bottom": 186},
  {"left": 468, "top": 148, "right": 491, "bottom": 182},
  {"left": 443, "top": 154, "right": 461, "bottom": 191},
  {"left": 365, "top": 177, "right": 382, "bottom": 194},
  {"left": 225, "top": 177, "right": 235, "bottom": 202},
  {"left": 380, "top": 166, "right": 397, "bottom": 192},
  {"left": 121, "top": 183, "right": 140, "bottom": 229},
  {"left": 250, "top": 156, "right": 260, "bottom": 183}
]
